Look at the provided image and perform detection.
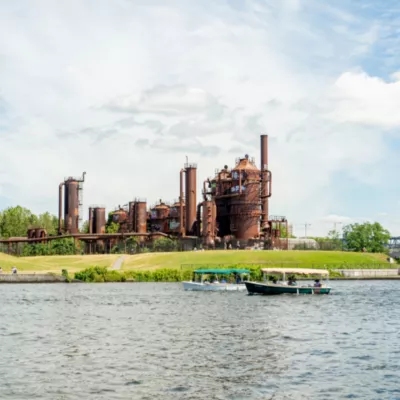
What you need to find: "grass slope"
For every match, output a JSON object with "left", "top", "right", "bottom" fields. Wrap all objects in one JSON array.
[
  {"left": 0, "top": 250, "right": 392, "bottom": 274},
  {"left": 0, "top": 253, "right": 120, "bottom": 274},
  {"left": 121, "top": 250, "right": 390, "bottom": 271}
]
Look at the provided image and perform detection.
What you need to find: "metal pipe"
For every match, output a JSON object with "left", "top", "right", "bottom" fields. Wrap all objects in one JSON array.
[
  {"left": 88, "top": 207, "right": 93, "bottom": 234},
  {"left": 214, "top": 193, "right": 241, "bottom": 199},
  {"left": 180, "top": 169, "right": 185, "bottom": 236},
  {"left": 58, "top": 182, "right": 64, "bottom": 234},
  {"left": 203, "top": 180, "right": 208, "bottom": 201},
  {"left": 267, "top": 171, "right": 272, "bottom": 197},
  {"left": 260, "top": 134, "right": 269, "bottom": 233},
  {"left": 196, "top": 203, "right": 202, "bottom": 237}
]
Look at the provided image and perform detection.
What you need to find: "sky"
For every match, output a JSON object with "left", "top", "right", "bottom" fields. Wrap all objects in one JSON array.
[{"left": 1, "top": 0, "right": 400, "bottom": 237}]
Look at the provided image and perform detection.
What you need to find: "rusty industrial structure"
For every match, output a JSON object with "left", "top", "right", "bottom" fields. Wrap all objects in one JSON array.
[
  {"left": 88, "top": 206, "right": 106, "bottom": 234},
  {"left": 58, "top": 172, "right": 86, "bottom": 235},
  {"left": 1, "top": 134, "right": 289, "bottom": 253}
]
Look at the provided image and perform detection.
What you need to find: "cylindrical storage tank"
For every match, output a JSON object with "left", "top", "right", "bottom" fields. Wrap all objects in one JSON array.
[
  {"left": 230, "top": 157, "right": 261, "bottom": 240},
  {"left": 185, "top": 164, "right": 197, "bottom": 235},
  {"left": 169, "top": 201, "right": 184, "bottom": 233},
  {"left": 202, "top": 201, "right": 217, "bottom": 246},
  {"left": 93, "top": 207, "right": 106, "bottom": 234},
  {"left": 88, "top": 207, "right": 94, "bottom": 234},
  {"left": 135, "top": 201, "right": 147, "bottom": 234},
  {"left": 155, "top": 203, "right": 169, "bottom": 219},
  {"left": 112, "top": 210, "right": 127, "bottom": 224},
  {"left": 150, "top": 202, "right": 169, "bottom": 233},
  {"left": 64, "top": 180, "right": 79, "bottom": 234}
]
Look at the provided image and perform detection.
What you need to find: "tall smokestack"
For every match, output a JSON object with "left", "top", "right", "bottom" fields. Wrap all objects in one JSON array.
[
  {"left": 260, "top": 134, "right": 269, "bottom": 232},
  {"left": 185, "top": 162, "right": 197, "bottom": 235}
]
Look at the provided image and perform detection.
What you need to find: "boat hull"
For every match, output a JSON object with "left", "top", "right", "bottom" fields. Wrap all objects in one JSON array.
[
  {"left": 182, "top": 281, "right": 247, "bottom": 291},
  {"left": 245, "top": 281, "right": 331, "bottom": 295}
]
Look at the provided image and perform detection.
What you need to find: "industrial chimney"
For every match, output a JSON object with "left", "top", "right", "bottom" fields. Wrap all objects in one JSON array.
[
  {"left": 184, "top": 162, "right": 197, "bottom": 235},
  {"left": 260, "top": 135, "right": 271, "bottom": 233}
]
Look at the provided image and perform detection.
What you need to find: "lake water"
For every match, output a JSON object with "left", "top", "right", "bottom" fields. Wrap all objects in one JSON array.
[{"left": 1, "top": 281, "right": 399, "bottom": 399}]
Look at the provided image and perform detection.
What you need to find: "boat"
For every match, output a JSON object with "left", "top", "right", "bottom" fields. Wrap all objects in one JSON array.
[
  {"left": 244, "top": 268, "right": 331, "bottom": 295},
  {"left": 182, "top": 268, "right": 250, "bottom": 291}
]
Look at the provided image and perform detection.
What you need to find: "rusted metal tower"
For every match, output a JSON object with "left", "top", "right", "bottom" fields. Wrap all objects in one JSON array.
[
  {"left": 128, "top": 198, "right": 147, "bottom": 233},
  {"left": 184, "top": 162, "right": 197, "bottom": 236},
  {"left": 58, "top": 172, "right": 86, "bottom": 234},
  {"left": 89, "top": 206, "right": 106, "bottom": 234},
  {"left": 260, "top": 134, "right": 272, "bottom": 238}
]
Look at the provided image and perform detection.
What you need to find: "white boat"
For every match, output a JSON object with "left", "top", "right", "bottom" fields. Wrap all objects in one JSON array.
[{"left": 182, "top": 268, "right": 250, "bottom": 291}]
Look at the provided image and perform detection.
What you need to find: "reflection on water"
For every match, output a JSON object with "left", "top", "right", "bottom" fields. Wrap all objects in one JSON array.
[{"left": 0, "top": 281, "right": 399, "bottom": 399}]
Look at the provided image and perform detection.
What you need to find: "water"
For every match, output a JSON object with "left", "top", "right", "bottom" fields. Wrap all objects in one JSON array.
[{"left": 1, "top": 281, "right": 399, "bottom": 400}]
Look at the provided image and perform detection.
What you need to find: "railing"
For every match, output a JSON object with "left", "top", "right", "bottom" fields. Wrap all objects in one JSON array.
[
  {"left": 184, "top": 163, "right": 197, "bottom": 169},
  {"left": 181, "top": 262, "right": 397, "bottom": 270}
]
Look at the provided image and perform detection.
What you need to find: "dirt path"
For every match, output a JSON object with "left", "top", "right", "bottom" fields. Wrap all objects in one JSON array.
[{"left": 109, "top": 256, "right": 126, "bottom": 271}]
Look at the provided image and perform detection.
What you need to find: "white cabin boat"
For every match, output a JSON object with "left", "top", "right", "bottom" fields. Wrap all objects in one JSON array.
[{"left": 182, "top": 268, "right": 250, "bottom": 291}]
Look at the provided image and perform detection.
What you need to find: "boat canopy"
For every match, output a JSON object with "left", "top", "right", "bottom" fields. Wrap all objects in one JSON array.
[
  {"left": 261, "top": 268, "right": 329, "bottom": 276},
  {"left": 194, "top": 269, "right": 250, "bottom": 275}
]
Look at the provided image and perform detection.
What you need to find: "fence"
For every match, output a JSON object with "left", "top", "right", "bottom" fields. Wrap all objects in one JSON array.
[
  {"left": 180, "top": 262, "right": 397, "bottom": 270},
  {"left": 333, "top": 269, "right": 400, "bottom": 278}
]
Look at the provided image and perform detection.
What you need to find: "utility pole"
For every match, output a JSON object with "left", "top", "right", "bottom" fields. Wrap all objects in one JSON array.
[
  {"left": 333, "top": 222, "right": 342, "bottom": 233},
  {"left": 304, "top": 223, "right": 311, "bottom": 239},
  {"left": 333, "top": 221, "right": 343, "bottom": 251}
]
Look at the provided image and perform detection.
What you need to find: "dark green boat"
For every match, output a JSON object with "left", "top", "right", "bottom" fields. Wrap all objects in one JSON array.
[{"left": 245, "top": 268, "right": 331, "bottom": 295}]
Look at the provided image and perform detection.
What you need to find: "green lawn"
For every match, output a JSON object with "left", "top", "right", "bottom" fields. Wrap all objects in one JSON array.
[
  {"left": 121, "top": 250, "right": 391, "bottom": 271},
  {"left": 0, "top": 253, "right": 120, "bottom": 274},
  {"left": 0, "top": 250, "right": 393, "bottom": 274}
]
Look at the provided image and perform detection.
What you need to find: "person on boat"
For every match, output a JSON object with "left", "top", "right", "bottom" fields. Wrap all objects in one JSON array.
[
  {"left": 272, "top": 278, "right": 277, "bottom": 284},
  {"left": 288, "top": 276, "right": 297, "bottom": 286},
  {"left": 314, "top": 279, "right": 321, "bottom": 287},
  {"left": 221, "top": 278, "right": 227, "bottom": 283}
]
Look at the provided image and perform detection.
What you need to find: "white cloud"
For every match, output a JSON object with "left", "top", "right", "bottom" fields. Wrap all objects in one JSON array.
[
  {"left": 327, "top": 71, "right": 400, "bottom": 127},
  {"left": 0, "top": 0, "right": 399, "bottom": 236}
]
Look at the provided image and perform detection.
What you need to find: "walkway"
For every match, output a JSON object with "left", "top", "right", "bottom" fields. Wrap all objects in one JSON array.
[{"left": 110, "top": 256, "right": 126, "bottom": 271}]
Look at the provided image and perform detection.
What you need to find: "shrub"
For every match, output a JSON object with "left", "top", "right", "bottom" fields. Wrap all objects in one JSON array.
[{"left": 61, "top": 269, "right": 71, "bottom": 283}]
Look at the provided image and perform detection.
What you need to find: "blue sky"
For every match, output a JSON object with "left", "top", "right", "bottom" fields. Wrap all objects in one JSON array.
[{"left": 0, "top": 0, "right": 400, "bottom": 236}]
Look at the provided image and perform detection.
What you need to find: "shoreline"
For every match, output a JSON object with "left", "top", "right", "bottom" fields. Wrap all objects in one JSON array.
[{"left": 1, "top": 274, "right": 400, "bottom": 284}]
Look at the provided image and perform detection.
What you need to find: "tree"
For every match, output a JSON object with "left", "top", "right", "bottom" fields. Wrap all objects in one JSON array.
[
  {"left": 35, "top": 212, "right": 59, "bottom": 235},
  {"left": 0, "top": 206, "right": 36, "bottom": 238},
  {"left": 0, "top": 206, "right": 59, "bottom": 238},
  {"left": 106, "top": 222, "right": 120, "bottom": 234},
  {"left": 81, "top": 220, "right": 90, "bottom": 234},
  {"left": 343, "top": 222, "right": 390, "bottom": 253},
  {"left": 279, "top": 224, "right": 296, "bottom": 239},
  {"left": 313, "top": 230, "right": 342, "bottom": 250}
]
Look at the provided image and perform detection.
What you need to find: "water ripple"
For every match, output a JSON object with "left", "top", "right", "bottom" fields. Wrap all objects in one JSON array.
[{"left": 0, "top": 281, "right": 399, "bottom": 399}]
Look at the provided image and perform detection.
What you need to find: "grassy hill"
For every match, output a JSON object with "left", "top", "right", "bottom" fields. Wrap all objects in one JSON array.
[
  {"left": 0, "top": 253, "right": 119, "bottom": 274},
  {"left": 120, "top": 250, "right": 390, "bottom": 271},
  {"left": 0, "top": 250, "right": 393, "bottom": 274}
]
